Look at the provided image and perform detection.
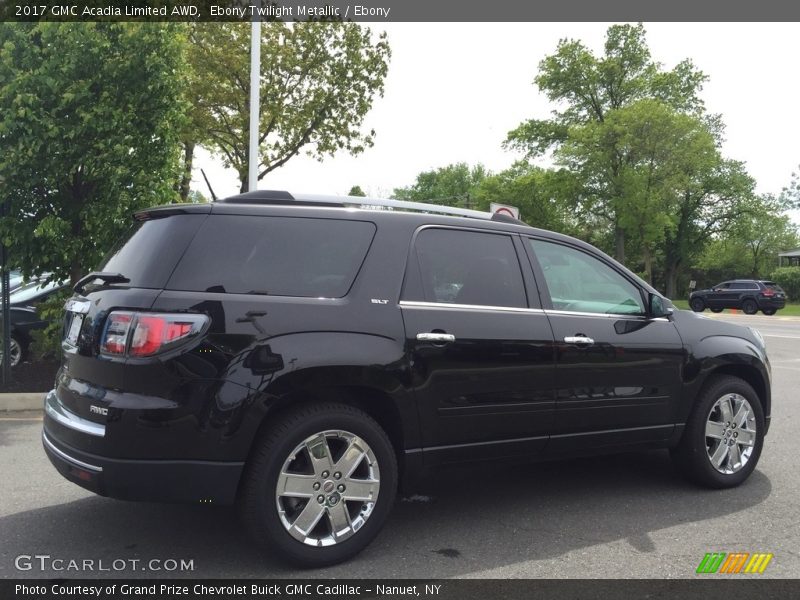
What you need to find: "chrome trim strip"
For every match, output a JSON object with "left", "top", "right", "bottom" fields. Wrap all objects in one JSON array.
[
  {"left": 399, "top": 300, "right": 544, "bottom": 314},
  {"left": 399, "top": 301, "right": 671, "bottom": 322},
  {"left": 64, "top": 298, "right": 91, "bottom": 314},
  {"left": 42, "top": 431, "right": 103, "bottom": 473},
  {"left": 545, "top": 309, "right": 647, "bottom": 320},
  {"left": 44, "top": 391, "right": 106, "bottom": 438}
]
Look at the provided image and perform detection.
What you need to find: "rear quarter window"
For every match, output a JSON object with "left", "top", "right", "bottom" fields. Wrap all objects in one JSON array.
[
  {"left": 99, "top": 215, "right": 206, "bottom": 289},
  {"left": 166, "top": 215, "right": 376, "bottom": 298}
]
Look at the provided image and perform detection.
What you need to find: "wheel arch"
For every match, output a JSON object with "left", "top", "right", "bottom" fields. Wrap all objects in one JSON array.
[
  {"left": 707, "top": 363, "right": 768, "bottom": 417},
  {"left": 240, "top": 378, "right": 419, "bottom": 498}
]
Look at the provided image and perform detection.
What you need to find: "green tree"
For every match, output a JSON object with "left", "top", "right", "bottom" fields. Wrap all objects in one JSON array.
[
  {"left": 187, "top": 23, "right": 390, "bottom": 193},
  {"left": 698, "top": 195, "right": 799, "bottom": 280},
  {"left": 348, "top": 185, "right": 367, "bottom": 197},
  {"left": 392, "top": 162, "right": 489, "bottom": 207},
  {"left": 0, "top": 23, "right": 187, "bottom": 285},
  {"left": 506, "top": 23, "right": 708, "bottom": 264},
  {"left": 660, "top": 158, "right": 754, "bottom": 297},
  {"left": 472, "top": 162, "right": 578, "bottom": 234},
  {"left": 781, "top": 165, "right": 800, "bottom": 209}
]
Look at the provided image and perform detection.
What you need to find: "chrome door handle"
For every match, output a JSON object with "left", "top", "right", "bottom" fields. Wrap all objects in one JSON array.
[
  {"left": 564, "top": 335, "right": 595, "bottom": 345},
  {"left": 416, "top": 332, "right": 456, "bottom": 343}
]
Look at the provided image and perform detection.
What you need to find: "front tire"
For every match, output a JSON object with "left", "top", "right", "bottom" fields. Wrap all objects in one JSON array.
[
  {"left": 672, "top": 376, "right": 764, "bottom": 488},
  {"left": 690, "top": 298, "right": 705, "bottom": 312},
  {"left": 239, "top": 402, "right": 397, "bottom": 567},
  {"left": 710, "top": 308, "right": 723, "bottom": 313}
]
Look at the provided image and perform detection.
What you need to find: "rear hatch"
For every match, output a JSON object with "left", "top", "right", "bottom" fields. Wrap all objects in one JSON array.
[
  {"left": 762, "top": 281, "right": 786, "bottom": 300},
  {"left": 50, "top": 206, "right": 210, "bottom": 455}
]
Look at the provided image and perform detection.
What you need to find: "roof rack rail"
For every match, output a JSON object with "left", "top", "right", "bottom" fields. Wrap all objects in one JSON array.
[{"left": 217, "top": 190, "right": 493, "bottom": 221}]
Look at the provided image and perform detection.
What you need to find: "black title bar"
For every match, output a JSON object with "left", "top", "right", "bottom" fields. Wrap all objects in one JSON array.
[
  {"left": 3, "top": 0, "right": 800, "bottom": 22},
  {"left": 4, "top": 579, "right": 800, "bottom": 600}
]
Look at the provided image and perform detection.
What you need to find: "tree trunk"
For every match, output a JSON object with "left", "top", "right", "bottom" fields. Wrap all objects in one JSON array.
[
  {"left": 665, "top": 263, "right": 679, "bottom": 300},
  {"left": 614, "top": 225, "right": 625, "bottom": 264},
  {"left": 643, "top": 246, "right": 653, "bottom": 286},
  {"left": 179, "top": 141, "right": 195, "bottom": 202},
  {"left": 70, "top": 258, "right": 83, "bottom": 288}
]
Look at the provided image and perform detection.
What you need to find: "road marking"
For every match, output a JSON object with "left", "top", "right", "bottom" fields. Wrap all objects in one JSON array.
[
  {"left": 763, "top": 334, "right": 800, "bottom": 340},
  {"left": 0, "top": 417, "right": 42, "bottom": 421}
]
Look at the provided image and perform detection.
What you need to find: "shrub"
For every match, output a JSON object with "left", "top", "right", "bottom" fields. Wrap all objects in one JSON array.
[
  {"left": 769, "top": 266, "right": 800, "bottom": 301},
  {"left": 29, "top": 289, "right": 71, "bottom": 361}
]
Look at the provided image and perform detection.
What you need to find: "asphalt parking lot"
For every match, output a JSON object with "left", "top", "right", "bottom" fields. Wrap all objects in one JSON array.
[{"left": 1, "top": 311, "right": 798, "bottom": 579}]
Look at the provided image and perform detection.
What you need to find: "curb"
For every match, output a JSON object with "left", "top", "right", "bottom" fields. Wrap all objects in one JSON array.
[{"left": 0, "top": 392, "right": 45, "bottom": 412}]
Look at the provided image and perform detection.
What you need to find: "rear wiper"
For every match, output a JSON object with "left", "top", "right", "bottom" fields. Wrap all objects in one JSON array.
[{"left": 74, "top": 272, "right": 130, "bottom": 294}]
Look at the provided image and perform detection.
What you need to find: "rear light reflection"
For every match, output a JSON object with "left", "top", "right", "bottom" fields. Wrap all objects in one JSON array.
[{"left": 101, "top": 311, "right": 208, "bottom": 358}]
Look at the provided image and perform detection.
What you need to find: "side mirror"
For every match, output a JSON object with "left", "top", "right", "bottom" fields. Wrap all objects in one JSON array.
[{"left": 649, "top": 293, "right": 673, "bottom": 318}]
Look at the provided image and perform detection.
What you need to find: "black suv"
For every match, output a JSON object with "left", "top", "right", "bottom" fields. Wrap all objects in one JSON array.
[
  {"left": 689, "top": 279, "right": 786, "bottom": 315},
  {"left": 43, "top": 192, "right": 771, "bottom": 566}
]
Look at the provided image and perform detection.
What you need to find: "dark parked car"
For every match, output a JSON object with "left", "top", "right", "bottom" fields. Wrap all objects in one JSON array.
[
  {"left": 689, "top": 279, "right": 786, "bottom": 315},
  {"left": 2, "top": 277, "right": 67, "bottom": 367},
  {"left": 43, "top": 192, "right": 771, "bottom": 566}
]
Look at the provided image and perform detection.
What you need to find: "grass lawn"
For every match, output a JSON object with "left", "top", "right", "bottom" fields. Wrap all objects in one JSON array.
[{"left": 670, "top": 299, "right": 800, "bottom": 317}]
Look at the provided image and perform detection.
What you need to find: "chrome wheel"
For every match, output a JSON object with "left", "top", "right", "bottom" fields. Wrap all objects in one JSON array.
[
  {"left": 705, "top": 394, "right": 757, "bottom": 474},
  {"left": 276, "top": 430, "right": 380, "bottom": 547},
  {"left": 0, "top": 337, "right": 22, "bottom": 367}
]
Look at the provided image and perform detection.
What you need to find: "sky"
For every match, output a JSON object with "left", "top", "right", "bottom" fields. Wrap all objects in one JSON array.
[{"left": 192, "top": 22, "right": 800, "bottom": 220}]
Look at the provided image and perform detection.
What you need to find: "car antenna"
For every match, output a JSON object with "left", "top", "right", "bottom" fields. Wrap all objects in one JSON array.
[{"left": 200, "top": 168, "right": 218, "bottom": 202}]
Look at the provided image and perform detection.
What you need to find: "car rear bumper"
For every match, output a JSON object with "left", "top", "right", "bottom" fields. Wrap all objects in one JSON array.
[
  {"left": 42, "top": 391, "right": 243, "bottom": 505},
  {"left": 757, "top": 298, "right": 786, "bottom": 309}
]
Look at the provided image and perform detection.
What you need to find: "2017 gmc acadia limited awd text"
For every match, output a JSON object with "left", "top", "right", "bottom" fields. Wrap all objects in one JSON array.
[{"left": 43, "top": 191, "right": 771, "bottom": 567}]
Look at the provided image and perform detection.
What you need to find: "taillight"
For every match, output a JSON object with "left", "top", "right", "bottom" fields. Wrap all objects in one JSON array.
[
  {"left": 101, "top": 311, "right": 208, "bottom": 358},
  {"left": 761, "top": 289, "right": 775, "bottom": 297},
  {"left": 100, "top": 312, "right": 133, "bottom": 355}
]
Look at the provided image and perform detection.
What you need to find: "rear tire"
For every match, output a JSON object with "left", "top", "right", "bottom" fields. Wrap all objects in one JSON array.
[
  {"left": 671, "top": 376, "right": 764, "bottom": 489},
  {"left": 762, "top": 308, "right": 776, "bottom": 316},
  {"left": 710, "top": 308, "right": 723, "bottom": 313},
  {"left": 690, "top": 298, "right": 705, "bottom": 312},
  {"left": 742, "top": 299, "right": 758, "bottom": 315},
  {"left": 239, "top": 402, "right": 397, "bottom": 567}
]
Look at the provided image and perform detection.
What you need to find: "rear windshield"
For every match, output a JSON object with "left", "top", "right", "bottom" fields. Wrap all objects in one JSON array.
[
  {"left": 763, "top": 282, "right": 784, "bottom": 291},
  {"left": 166, "top": 215, "right": 376, "bottom": 298},
  {"left": 99, "top": 215, "right": 206, "bottom": 289}
]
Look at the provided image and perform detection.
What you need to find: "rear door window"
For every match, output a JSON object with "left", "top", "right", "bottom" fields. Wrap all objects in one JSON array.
[
  {"left": 166, "top": 216, "right": 375, "bottom": 298},
  {"left": 403, "top": 228, "right": 527, "bottom": 308}
]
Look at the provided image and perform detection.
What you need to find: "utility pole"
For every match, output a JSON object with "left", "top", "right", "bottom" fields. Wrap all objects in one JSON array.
[
  {"left": 248, "top": 16, "right": 261, "bottom": 193},
  {"left": 1, "top": 196, "right": 11, "bottom": 384}
]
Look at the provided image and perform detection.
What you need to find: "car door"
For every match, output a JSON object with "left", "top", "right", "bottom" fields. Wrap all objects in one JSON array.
[
  {"left": 400, "top": 226, "right": 556, "bottom": 465},
  {"left": 708, "top": 282, "right": 733, "bottom": 309},
  {"left": 524, "top": 238, "right": 685, "bottom": 453}
]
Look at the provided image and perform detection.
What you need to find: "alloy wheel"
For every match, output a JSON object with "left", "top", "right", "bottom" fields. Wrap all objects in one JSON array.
[
  {"left": 0, "top": 337, "right": 22, "bottom": 367},
  {"left": 275, "top": 430, "right": 380, "bottom": 546},
  {"left": 705, "top": 393, "right": 757, "bottom": 475}
]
